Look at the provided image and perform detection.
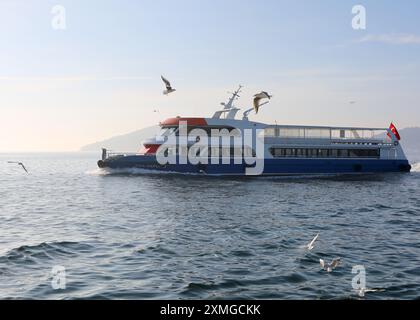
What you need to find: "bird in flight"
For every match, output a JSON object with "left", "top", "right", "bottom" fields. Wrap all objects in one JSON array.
[
  {"left": 8, "top": 161, "right": 28, "bottom": 173},
  {"left": 306, "top": 233, "right": 319, "bottom": 251},
  {"left": 354, "top": 287, "right": 385, "bottom": 297},
  {"left": 161, "top": 75, "right": 176, "bottom": 95},
  {"left": 253, "top": 91, "right": 272, "bottom": 114},
  {"left": 320, "top": 258, "right": 341, "bottom": 272}
]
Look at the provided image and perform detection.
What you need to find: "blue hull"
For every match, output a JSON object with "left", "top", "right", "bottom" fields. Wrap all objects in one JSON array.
[{"left": 98, "top": 156, "right": 412, "bottom": 175}]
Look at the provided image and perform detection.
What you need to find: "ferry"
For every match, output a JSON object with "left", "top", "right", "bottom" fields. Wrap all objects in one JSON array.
[{"left": 97, "top": 86, "right": 411, "bottom": 175}]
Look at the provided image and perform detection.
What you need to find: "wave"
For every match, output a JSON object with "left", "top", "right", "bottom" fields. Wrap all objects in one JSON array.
[
  {"left": 0, "top": 241, "right": 93, "bottom": 263},
  {"left": 87, "top": 163, "right": 420, "bottom": 178}
]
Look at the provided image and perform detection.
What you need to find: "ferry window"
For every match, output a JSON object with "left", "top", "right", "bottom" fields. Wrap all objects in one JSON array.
[
  {"left": 279, "top": 128, "right": 304, "bottom": 138},
  {"left": 296, "top": 149, "right": 305, "bottom": 157},
  {"left": 210, "top": 147, "right": 219, "bottom": 157},
  {"left": 264, "top": 128, "right": 276, "bottom": 137},
  {"left": 244, "top": 147, "right": 255, "bottom": 157},
  {"left": 319, "top": 149, "right": 329, "bottom": 157},
  {"left": 232, "top": 148, "right": 243, "bottom": 157},
  {"left": 285, "top": 148, "right": 294, "bottom": 157},
  {"left": 272, "top": 148, "right": 282, "bottom": 157},
  {"left": 270, "top": 147, "right": 380, "bottom": 158},
  {"left": 348, "top": 150, "right": 358, "bottom": 157},
  {"left": 308, "top": 149, "right": 318, "bottom": 157},
  {"left": 222, "top": 147, "right": 230, "bottom": 157},
  {"left": 179, "top": 146, "right": 188, "bottom": 157},
  {"left": 305, "top": 129, "right": 330, "bottom": 139},
  {"left": 330, "top": 149, "right": 338, "bottom": 157},
  {"left": 338, "top": 149, "right": 349, "bottom": 157}
]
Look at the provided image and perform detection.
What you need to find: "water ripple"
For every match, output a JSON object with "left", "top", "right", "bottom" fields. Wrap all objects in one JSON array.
[{"left": 0, "top": 153, "right": 419, "bottom": 299}]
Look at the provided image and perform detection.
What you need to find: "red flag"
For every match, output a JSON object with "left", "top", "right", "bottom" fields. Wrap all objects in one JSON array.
[{"left": 387, "top": 123, "right": 401, "bottom": 141}]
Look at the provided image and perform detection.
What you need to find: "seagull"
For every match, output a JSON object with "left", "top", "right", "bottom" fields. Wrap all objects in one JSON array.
[
  {"left": 306, "top": 233, "right": 319, "bottom": 251},
  {"left": 349, "top": 101, "right": 356, "bottom": 104},
  {"left": 320, "top": 258, "right": 341, "bottom": 272},
  {"left": 253, "top": 91, "right": 272, "bottom": 114},
  {"left": 161, "top": 75, "right": 176, "bottom": 95},
  {"left": 354, "top": 288, "right": 385, "bottom": 297},
  {"left": 8, "top": 161, "right": 28, "bottom": 173}
]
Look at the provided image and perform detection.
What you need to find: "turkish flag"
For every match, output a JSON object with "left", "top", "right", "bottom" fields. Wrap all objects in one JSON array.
[{"left": 387, "top": 123, "right": 401, "bottom": 141}]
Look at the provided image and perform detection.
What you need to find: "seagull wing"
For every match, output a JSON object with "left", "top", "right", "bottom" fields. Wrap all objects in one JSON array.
[
  {"left": 330, "top": 258, "right": 341, "bottom": 269},
  {"left": 308, "top": 233, "right": 319, "bottom": 249},
  {"left": 161, "top": 75, "right": 172, "bottom": 90},
  {"left": 19, "top": 163, "right": 28, "bottom": 173},
  {"left": 365, "top": 288, "right": 385, "bottom": 293},
  {"left": 319, "top": 259, "right": 325, "bottom": 269},
  {"left": 253, "top": 96, "right": 262, "bottom": 114},
  {"left": 261, "top": 91, "right": 272, "bottom": 99},
  {"left": 254, "top": 92, "right": 266, "bottom": 99}
]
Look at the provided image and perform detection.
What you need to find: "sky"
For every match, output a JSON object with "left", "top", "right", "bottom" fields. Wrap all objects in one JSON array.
[{"left": 1, "top": 0, "right": 420, "bottom": 152}]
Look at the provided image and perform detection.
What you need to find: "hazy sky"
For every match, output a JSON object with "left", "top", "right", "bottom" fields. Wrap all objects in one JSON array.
[{"left": 1, "top": 0, "right": 420, "bottom": 151}]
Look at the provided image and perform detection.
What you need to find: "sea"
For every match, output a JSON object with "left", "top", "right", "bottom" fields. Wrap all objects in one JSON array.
[{"left": 0, "top": 152, "right": 419, "bottom": 300}]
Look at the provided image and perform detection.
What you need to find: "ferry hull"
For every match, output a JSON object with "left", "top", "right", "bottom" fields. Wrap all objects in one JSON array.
[{"left": 98, "top": 156, "right": 411, "bottom": 175}]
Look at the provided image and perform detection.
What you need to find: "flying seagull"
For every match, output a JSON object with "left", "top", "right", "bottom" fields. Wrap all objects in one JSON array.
[
  {"left": 354, "top": 288, "right": 385, "bottom": 298},
  {"left": 306, "top": 233, "right": 319, "bottom": 251},
  {"left": 253, "top": 91, "right": 272, "bottom": 114},
  {"left": 349, "top": 101, "right": 356, "bottom": 104},
  {"left": 161, "top": 75, "right": 176, "bottom": 95},
  {"left": 8, "top": 161, "right": 28, "bottom": 173},
  {"left": 320, "top": 258, "right": 341, "bottom": 272}
]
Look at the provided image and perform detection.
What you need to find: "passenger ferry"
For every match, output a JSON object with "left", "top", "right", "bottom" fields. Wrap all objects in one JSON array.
[{"left": 98, "top": 86, "right": 411, "bottom": 175}]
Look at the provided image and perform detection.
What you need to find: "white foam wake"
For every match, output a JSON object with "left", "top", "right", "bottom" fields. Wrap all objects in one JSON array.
[
  {"left": 85, "top": 168, "right": 110, "bottom": 176},
  {"left": 411, "top": 162, "right": 420, "bottom": 172},
  {"left": 85, "top": 167, "right": 203, "bottom": 176}
]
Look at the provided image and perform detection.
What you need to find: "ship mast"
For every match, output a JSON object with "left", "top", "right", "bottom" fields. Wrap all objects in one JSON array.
[
  {"left": 223, "top": 85, "right": 242, "bottom": 110},
  {"left": 212, "top": 85, "right": 242, "bottom": 119}
]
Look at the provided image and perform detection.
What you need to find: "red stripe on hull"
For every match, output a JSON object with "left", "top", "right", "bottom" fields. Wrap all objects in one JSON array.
[{"left": 143, "top": 144, "right": 160, "bottom": 155}]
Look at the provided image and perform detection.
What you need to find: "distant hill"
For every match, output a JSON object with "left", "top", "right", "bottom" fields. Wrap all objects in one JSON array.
[
  {"left": 81, "top": 126, "right": 420, "bottom": 162},
  {"left": 80, "top": 126, "right": 160, "bottom": 152}
]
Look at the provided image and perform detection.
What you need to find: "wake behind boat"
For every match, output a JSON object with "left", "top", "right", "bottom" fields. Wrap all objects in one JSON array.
[{"left": 97, "top": 86, "right": 411, "bottom": 176}]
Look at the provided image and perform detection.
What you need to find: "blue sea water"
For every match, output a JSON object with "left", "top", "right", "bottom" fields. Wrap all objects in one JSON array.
[{"left": 0, "top": 152, "right": 419, "bottom": 300}]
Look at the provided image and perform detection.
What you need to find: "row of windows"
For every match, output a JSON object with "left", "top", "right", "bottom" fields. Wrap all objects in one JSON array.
[
  {"left": 159, "top": 127, "right": 240, "bottom": 137},
  {"left": 270, "top": 148, "right": 380, "bottom": 158},
  {"left": 159, "top": 146, "right": 255, "bottom": 157}
]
